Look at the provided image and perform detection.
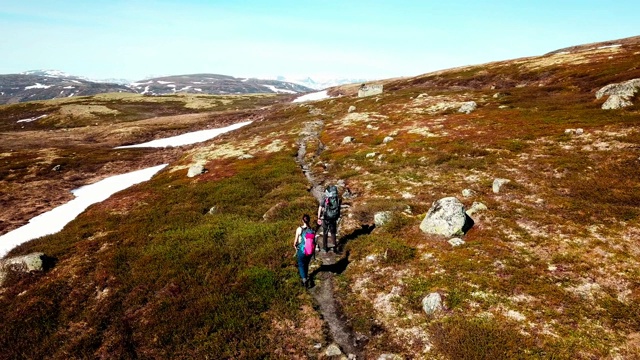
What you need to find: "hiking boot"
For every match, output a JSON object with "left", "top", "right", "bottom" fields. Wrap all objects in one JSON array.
[{"left": 302, "top": 278, "right": 308, "bottom": 287}]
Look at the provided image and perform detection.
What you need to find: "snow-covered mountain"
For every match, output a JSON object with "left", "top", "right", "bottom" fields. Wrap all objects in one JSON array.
[
  {"left": 0, "top": 72, "right": 135, "bottom": 104},
  {"left": 129, "top": 74, "right": 313, "bottom": 95}
]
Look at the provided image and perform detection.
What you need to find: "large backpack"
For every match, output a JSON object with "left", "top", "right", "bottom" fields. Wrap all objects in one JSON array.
[
  {"left": 323, "top": 185, "right": 341, "bottom": 221},
  {"left": 300, "top": 227, "right": 316, "bottom": 256}
]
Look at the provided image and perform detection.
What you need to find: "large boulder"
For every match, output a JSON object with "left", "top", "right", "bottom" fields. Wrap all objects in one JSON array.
[
  {"left": 0, "top": 252, "right": 49, "bottom": 286},
  {"left": 420, "top": 197, "right": 473, "bottom": 237},
  {"left": 374, "top": 211, "right": 393, "bottom": 227},
  {"left": 596, "top": 78, "right": 640, "bottom": 110}
]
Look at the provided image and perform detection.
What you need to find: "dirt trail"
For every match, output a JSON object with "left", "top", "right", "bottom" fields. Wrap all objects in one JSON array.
[{"left": 296, "top": 120, "right": 362, "bottom": 358}]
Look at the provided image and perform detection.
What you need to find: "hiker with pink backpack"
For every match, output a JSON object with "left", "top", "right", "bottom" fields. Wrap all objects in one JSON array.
[{"left": 293, "top": 214, "right": 316, "bottom": 288}]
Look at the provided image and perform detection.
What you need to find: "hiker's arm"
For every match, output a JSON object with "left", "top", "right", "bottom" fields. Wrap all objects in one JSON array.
[
  {"left": 293, "top": 227, "right": 301, "bottom": 249},
  {"left": 317, "top": 203, "right": 323, "bottom": 224}
]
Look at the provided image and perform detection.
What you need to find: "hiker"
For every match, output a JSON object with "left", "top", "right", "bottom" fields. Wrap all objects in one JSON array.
[
  {"left": 317, "top": 185, "right": 341, "bottom": 252},
  {"left": 293, "top": 214, "right": 316, "bottom": 288}
]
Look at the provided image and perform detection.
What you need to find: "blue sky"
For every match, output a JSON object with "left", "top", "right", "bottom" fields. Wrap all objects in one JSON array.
[{"left": 1, "top": 0, "right": 638, "bottom": 81}]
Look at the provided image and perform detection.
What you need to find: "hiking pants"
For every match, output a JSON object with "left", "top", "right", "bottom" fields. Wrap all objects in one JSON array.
[
  {"left": 322, "top": 218, "right": 337, "bottom": 250},
  {"left": 297, "top": 252, "right": 312, "bottom": 281}
]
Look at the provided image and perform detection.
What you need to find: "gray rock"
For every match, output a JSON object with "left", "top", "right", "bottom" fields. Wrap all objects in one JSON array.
[
  {"left": 492, "top": 178, "right": 510, "bottom": 193},
  {"left": 52, "top": 164, "right": 62, "bottom": 171},
  {"left": 325, "top": 343, "right": 343, "bottom": 357},
  {"left": 448, "top": 237, "right": 465, "bottom": 247},
  {"left": 462, "top": 189, "right": 474, "bottom": 198},
  {"left": 596, "top": 78, "right": 640, "bottom": 99},
  {"left": 348, "top": 105, "right": 357, "bottom": 113},
  {"left": 420, "top": 197, "right": 471, "bottom": 237},
  {"left": 466, "top": 201, "right": 488, "bottom": 216},
  {"left": 493, "top": 93, "right": 502, "bottom": 98},
  {"left": 366, "top": 152, "right": 378, "bottom": 158},
  {"left": 187, "top": 164, "right": 205, "bottom": 178},
  {"left": 342, "top": 136, "right": 355, "bottom": 144},
  {"left": 596, "top": 78, "right": 640, "bottom": 110},
  {"left": 378, "top": 354, "right": 403, "bottom": 360},
  {"left": 382, "top": 136, "right": 394, "bottom": 144},
  {"left": 564, "top": 128, "right": 575, "bottom": 135},
  {"left": 374, "top": 211, "right": 393, "bottom": 227},
  {"left": 458, "top": 101, "right": 477, "bottom": 114},
  {"left": 575, "top": 128, "right": 584, "bottom": 135},
  {"left": 602, "top": 95, "right": 633, "bottom": 110},
  {"left": 207, "top": 206, "right": 217, "bottom": 215},
  {"left": 0, "top": 252, "right": 46, "bottom": 286},
  {"left": 422, "top": 292, "right": 442, "bottom": 315},
  {"left": 237, "top": 154, "right": 254, "bottom": 160}
]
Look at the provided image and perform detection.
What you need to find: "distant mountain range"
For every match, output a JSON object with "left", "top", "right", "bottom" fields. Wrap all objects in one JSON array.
[
  {"left": 129, "top": 74, "right": 312, "bottom": 96},
  {"left": 0, "top": 71, "right": 135, "bottom": 104},
  {"left": 0, "top": 70, "right": 363, "bottom": 104}
]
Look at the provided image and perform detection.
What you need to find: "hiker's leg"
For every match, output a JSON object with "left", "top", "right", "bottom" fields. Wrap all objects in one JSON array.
[
  {"left": 297, "top": 252, "right": 307, "bottom": 280},
  {"left": 322, "top": 222, "right": 330, "bottom": 251},
  {"left": 303, "top": 255, "right": 312, "bottom": 284},
  {"left": 328, "top": 220, "right": 337, "bottom": 248}
]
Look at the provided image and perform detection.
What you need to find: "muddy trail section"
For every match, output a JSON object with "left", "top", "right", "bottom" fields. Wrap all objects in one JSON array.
[{"left": 296, "top": 119, "right": 365, "bottom": 357}]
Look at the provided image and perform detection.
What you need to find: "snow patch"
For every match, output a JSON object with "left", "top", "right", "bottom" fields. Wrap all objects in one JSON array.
[
  {"left": 17, "top": 115, "right": 47, "bottom": 123},
  {"left": 262, "top": 84, "right": 297, "bottom": 94},
  {"left": 115, "top": 121, "right": 252, "bottom": 149},
  {"left": 598, "top": 44, "right": 622, "bottom": 49},
  {"left": 63, "top": 86, "right": 75, "bottom": 89},
  {"left": 157, "top": 80, "right": 173, "bottom": 84},
  {"left": 25, "top": 83, "right": 52, "bottom": 90},
  {"left": 0, "top": 164, "right": 168, "bottom": 258},
  {"left": 292, "top": 90, "right": 331, "bottom": 103}
]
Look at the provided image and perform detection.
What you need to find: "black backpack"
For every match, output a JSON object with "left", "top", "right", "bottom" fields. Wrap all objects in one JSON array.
[{"left": 323, "top": 185, "right": 341, "bottom": 220}]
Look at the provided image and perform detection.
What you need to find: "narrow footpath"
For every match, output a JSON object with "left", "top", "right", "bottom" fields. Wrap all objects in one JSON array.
[{"left": 296, "top": 120, "right": 362, "bottom": 357}]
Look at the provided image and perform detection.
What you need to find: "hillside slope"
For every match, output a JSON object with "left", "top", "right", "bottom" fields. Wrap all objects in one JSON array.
[{"left": 1, "top": 35, "right": 640, "bottom": 359}]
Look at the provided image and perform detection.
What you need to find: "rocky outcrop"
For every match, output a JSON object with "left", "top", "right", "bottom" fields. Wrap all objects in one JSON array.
[
  {"left": 420, "top": 197, "right": 474, "bottom": 237},
  {"left": 348, "top": 105, "right": 357, "bottom": 113},
  {"left": 342, "top": 136, "right": 355, "bottom": 144},
  {"left": 596, "top": 78, "right": 640, "bottom": 109},
  {"left": 382, "top": 136, "right": 394, "bottom": 144}
]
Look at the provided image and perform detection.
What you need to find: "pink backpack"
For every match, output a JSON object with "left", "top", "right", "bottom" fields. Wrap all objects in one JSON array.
[{"left": 300, "top": 227, "right": 316, "bottom": 256}]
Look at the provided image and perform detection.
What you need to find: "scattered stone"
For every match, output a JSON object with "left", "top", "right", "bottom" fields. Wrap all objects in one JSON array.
[
  {"left": 448, "top": 237, "right": 465, "bottom": 247},
  {"left": 207, "top": 206, "right": 217, "bottom": 215},
  {"left": 420, "top": 197, "right": 473, "bottom": 237},
  {"left": 187, "top": 164, "right": 205, "bottom": 178},
  {"left": 237, "top": 154, "right": 254, "bottom": 160},
  {"left": 498, "top": 105, "right": 509, "bottom": 109},
  {"left": 422, "top": 292, "right": 442, "bottom": 315},
  {"left": 565, "top": 128, "right": 585, "bottom": 136},
  {"left": 342, "top": 136, "right": 355, "bottom": 144},
  {"left": 458, "top": 101, "right": 477, "bottom": 114},
  {"left": 325, "top": 343, "right": 343, "bottom": 357},
  {"left": 348, "top": 105, "right": 357, "bottom": 113},
  {"left": 462, "top": 189, "right": 474, "bottom": 198},
  {"left": 374, "top": 211, "right": 393, "bottom": 227},
  {"left": 382, "top": 136, "right": 394, "bottom": 144},
  {"left": 505, "top": 310, "right": 526, "bottom": 322},
  {"left": 466, "top": 201, "right": 488, "bottom": 216},
  {"left": 378, "top": 354, "right": 403, "bottom": 360},
  {"left": 366, "top": 152, "right": 378, "bottom": 158},
  {"left": 493, "top": 93, "right": 502, "bottom": 98},
  {"left": 52, "top": 164, "right": 62, "bottom": 171},
  {"left": 492, "top": 178, "right": 510, "bottom": 193},
  {"left": 314, "top": 343, "right": 322, "bottom": 349}
]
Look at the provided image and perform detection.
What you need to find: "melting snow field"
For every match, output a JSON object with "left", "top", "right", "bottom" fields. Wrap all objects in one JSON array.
[
  {"left": 0, "top": 164, "right": 167, "bottom": 258},
  {"left": 292, "top": 90, "right": 331, "bottom": 103},
  {"left": 115, "top": 121, "right": 252, "bottom": 149}
]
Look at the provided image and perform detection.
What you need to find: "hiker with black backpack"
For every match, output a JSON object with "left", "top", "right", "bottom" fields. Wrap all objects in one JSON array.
[
  {"left": 317, "top": 185, "right": 341, "bottom": 253},
  {"left": 293, "top": 214, "right": 316, "bottom": 288}
]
